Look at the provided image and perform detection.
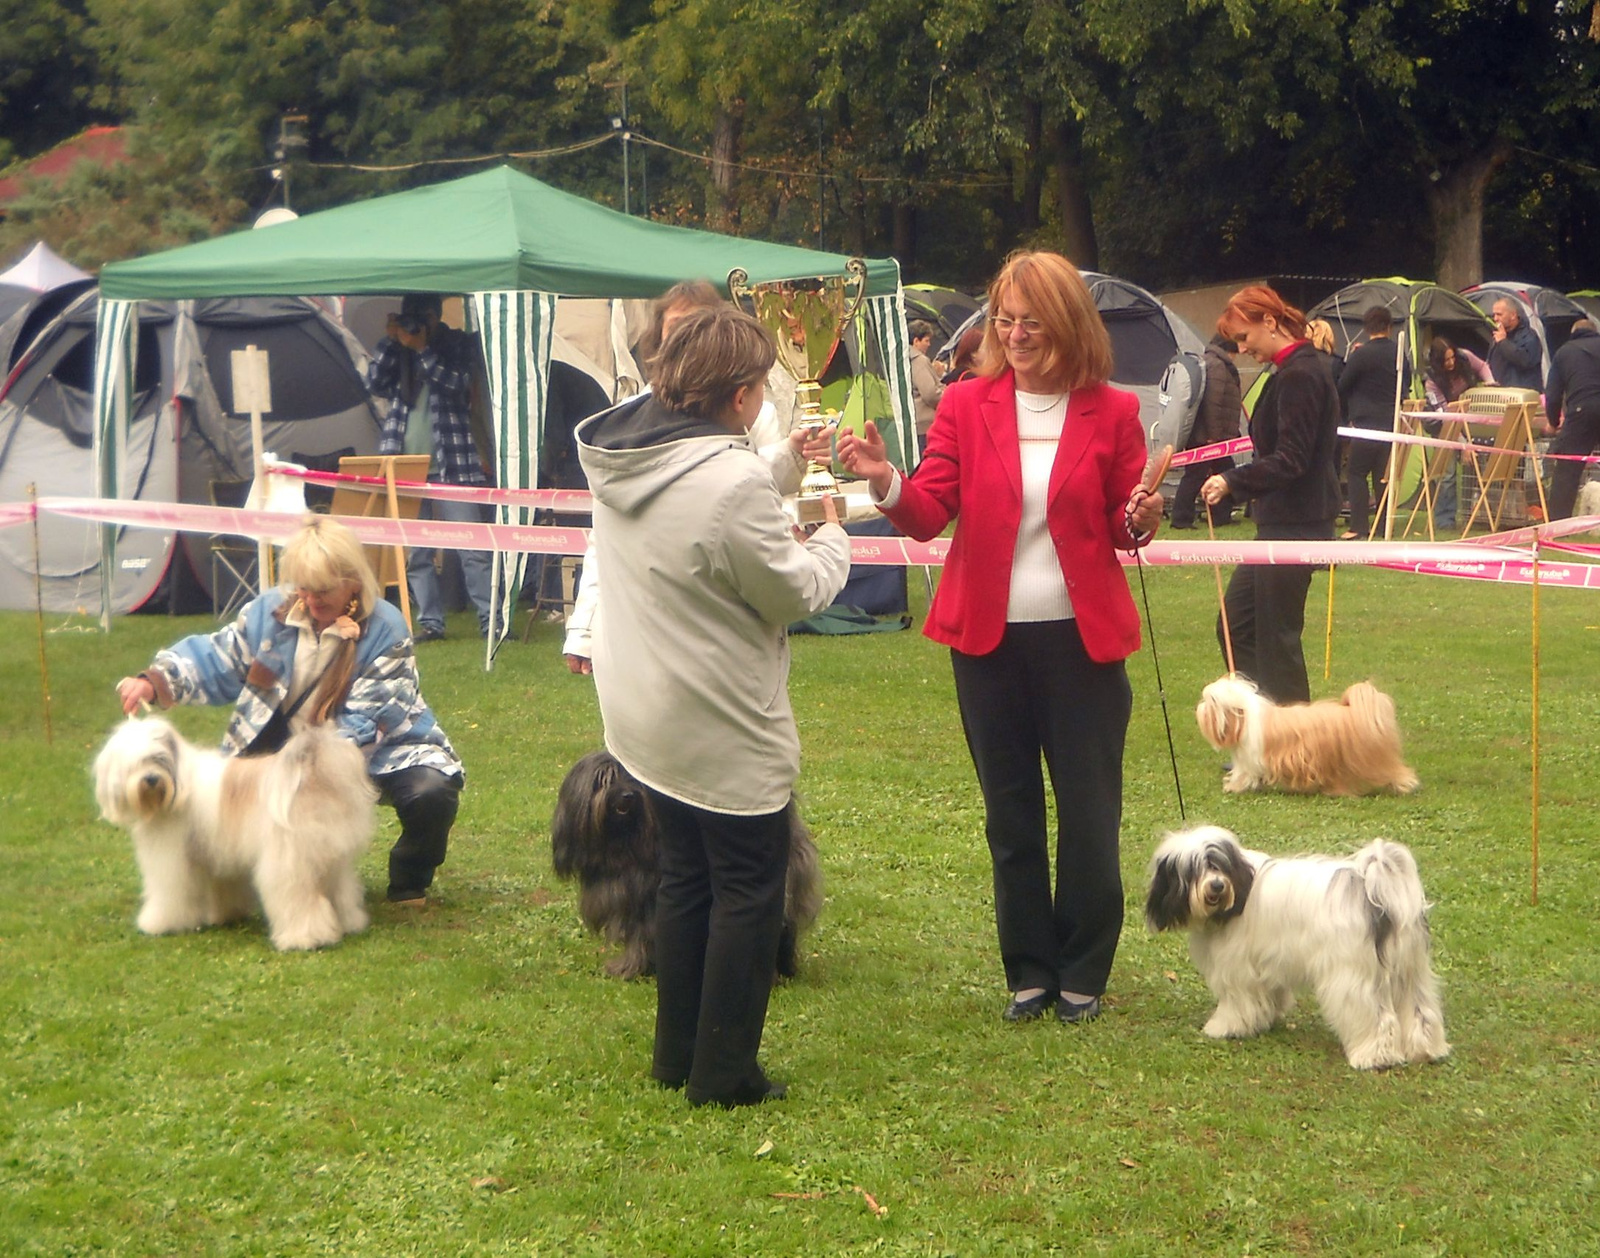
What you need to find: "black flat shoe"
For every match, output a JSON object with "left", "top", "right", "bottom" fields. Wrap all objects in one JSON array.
[
  {"left": 1056, "top": 994, "right": 1102, "bottom": 1024},
  {"left": 688, "top": 1078, "right": 787, "bottom": 1109},
  {"left": 1002, "top": 991, "right": 1051, "bottom": 1022}
]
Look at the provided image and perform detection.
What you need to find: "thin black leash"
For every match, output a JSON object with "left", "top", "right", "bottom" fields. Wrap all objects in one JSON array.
[
  {"left": 1127, "top": 460, "right": 1185, "bottom": 822},
  {"left": 1131, "top": 545, "right": 1186, "bottom": 821}
]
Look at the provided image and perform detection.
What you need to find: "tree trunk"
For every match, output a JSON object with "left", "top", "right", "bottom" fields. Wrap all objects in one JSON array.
[
  {"left": 1050, "top": 121, "right": 1098, "bottom": 270},
  {"left": 709, "top": 102, "right": 743, "bottom": 232},
  {"left": 1427, "top": 139, "right": 1512, "bottom": 290},
  {"left": 1019, "top": 99, "right": 1044, "bottom": 233},
  {"left": 892, "top": 201, "right": 917, "bottom": 274}
]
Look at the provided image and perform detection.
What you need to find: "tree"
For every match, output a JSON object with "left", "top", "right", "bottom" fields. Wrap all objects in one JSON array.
[{"left": 0, "top": 0, "right": 104, "bottom": 167}]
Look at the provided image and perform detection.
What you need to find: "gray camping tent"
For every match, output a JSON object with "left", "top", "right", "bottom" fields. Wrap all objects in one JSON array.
[
  {"left": 0, "top": 289, "right": 380, "bottom": 613},
  {"left": 1460, "top": 281, "right": 1589, "bottom": 385},
  {"left": 1306, "top": 278, "right": 1493, "bottom": 393},
  {"left": 935, "top": 272, "right": 1208, "bottom": 476}
]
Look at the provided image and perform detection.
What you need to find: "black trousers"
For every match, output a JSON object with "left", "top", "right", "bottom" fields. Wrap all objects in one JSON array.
[
  {"left": 1548, "top": 404, "right": 1600, "bottom": 520},
  {"left": 373, "top": 766, "right": 461, "bottom": 898},
  {"left": 1170, "top": 457, "right": 1237, "bottom": 527},
  {"left": 950, "top": 620, "right": 1130, "bottom": 998},
  {"left": 647, "top": 789, "right": 790, "bottom": 1102},
  {"left": 1346, "top": 437, "right": 1390, "bottom": 537},
  {"left": 1218, "top": 521, "right": 1333, "bottom": 705}
]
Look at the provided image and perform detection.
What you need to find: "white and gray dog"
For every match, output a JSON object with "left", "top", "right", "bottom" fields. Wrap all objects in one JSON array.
[
  {"left": 551, "top": 749, "right": 823, "bottom": 979},
  {"left": 93, "top": 716, "right": 378, "bottom": 951},
  {"left": 1145, "top": 825, "right": 1450, "bottom": 1070}
]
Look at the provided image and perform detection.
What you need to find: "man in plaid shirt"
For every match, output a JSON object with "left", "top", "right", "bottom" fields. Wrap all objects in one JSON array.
[{"left": 368, "top": 293, "right": 496, "bottom": 640}]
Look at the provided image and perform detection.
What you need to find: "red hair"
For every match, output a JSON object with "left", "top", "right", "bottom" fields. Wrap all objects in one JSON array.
[{"left": 1217, "top": 285, "right": 1307, "bottom": 341}]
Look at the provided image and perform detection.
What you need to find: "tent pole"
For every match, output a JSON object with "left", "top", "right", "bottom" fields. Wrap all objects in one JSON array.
[{"left": 28, "top": 485, "right": 53, "bottom": 744}]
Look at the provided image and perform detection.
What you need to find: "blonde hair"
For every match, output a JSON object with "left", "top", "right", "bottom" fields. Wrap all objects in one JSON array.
[
  {"left": 278, "top": 515, "right": 381, "bottom": 620},
  {"left": 277, "top": 515, "right": 381, "bottom": 725},
  {"left": 978, "top": 250, "right": 1113, "bottom": 390},
  {"left": 652, "top": 306, "right": 777, "bottom": 418},
  {"left": 1306, "top": 319, "right": 1336, "bottom": 354}
]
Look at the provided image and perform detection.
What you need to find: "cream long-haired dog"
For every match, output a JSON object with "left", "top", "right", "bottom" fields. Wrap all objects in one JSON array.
[
  {"left": 93, "top": 716, "right": 378, "bottom": 951},
  {"left": 1196, "top": 675, "right": 1419, "bottom": 796},
  {"left": 1145, "top": 825, "right": 1450, "bottom": 1070}
]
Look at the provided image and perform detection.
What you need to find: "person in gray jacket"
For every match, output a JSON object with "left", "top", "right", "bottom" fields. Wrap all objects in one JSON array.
[{"left": 576, "top": 306, "right": 851, "bottom": 1109}]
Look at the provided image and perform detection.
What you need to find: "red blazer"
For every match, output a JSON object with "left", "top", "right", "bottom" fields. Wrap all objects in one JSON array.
[{"left": 883, "top": 370, "right": 1151, "bottom": 662}]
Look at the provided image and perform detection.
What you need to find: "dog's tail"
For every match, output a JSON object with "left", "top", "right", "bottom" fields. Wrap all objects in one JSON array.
[
  {"left": 1350, "top": 839, "right": 1430, "bottom": 959},
  {"left": 1341, "top": 681, "right": 1396, "bottom": 736},
  {"left": 1340, "top": 682, "right": 1420, "bottom": 794},
  {"left": 268, "top": 725, "right": 378, "bottom": 834},
  {"left": 1350, "top": 838, "right": 1451, "bottom": 1063}
]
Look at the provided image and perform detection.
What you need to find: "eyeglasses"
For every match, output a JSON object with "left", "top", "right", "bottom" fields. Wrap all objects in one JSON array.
[{"left": 991, "top": 316, "right": 1044, "bottom": 337}]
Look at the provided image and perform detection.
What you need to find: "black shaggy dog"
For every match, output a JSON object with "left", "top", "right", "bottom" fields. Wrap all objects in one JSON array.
[{"left": 550, "top": 749, "right": 824, "bottom": 979}]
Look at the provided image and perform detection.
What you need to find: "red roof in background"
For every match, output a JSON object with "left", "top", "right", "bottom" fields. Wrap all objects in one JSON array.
[{"left": 0, "top": 126, "right": 129, "bottom": 204}]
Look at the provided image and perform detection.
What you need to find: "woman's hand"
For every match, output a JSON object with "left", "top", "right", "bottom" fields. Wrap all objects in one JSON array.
[
  {"left": 1126, "top": 486, "right": 1164, "bottom": 535},
  {"left": 563, "top": 653, "right": 592, "bottom": 676},
  {"left": 836, "top": 421, "right": 895, "bottom": 498},
  {"left": 1200, "top": 474, "right": 1232, "bottom": 506},
  {"left": 117, "top": 675, "right": 155, "bottom": 715}
]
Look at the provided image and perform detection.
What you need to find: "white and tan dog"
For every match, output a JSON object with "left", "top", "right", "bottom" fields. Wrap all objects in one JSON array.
[
  {"left": 93, "top": 717, "right": 377, "bottom": 951},
  {"left": 1196, "top": 675, "right": 1419, "bottom": 797},
  {"left": 1146, "top": 825, "right": 1450, "bottom": 1070}
]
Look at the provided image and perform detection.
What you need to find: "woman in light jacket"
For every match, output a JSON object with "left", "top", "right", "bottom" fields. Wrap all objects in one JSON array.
[{"left": 577, "top": 306, "right": 850, "bottom": 1108}]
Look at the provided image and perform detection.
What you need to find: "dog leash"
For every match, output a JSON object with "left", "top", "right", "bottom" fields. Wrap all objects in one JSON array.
[{"left": 1128, "top": 445, "right": 1185, "bottom": 821}]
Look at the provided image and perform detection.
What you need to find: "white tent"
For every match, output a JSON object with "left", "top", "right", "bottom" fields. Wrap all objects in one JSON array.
[{"left": 0, "top": 242, "right": 91, "bottom": 292}]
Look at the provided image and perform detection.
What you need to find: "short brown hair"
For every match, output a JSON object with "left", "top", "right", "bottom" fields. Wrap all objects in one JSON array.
[
  {"left": 1362, "top": 305, "right": 1394, "bottom": 335},
  {"left": 978, "top": 250, "right": 1113, "bottom": 390},
  {"left": 1218, "top": 285, "right": 1307, "bottom": 341},
  {"left": 639, "top": 280, "right": 726, "bottom": 369},
  {"left": 652, "top": 306, "right": 777, "bottom": 417}
]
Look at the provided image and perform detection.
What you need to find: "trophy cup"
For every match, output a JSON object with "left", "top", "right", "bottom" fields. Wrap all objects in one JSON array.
[{"left": 729, "top": 258, "right": 868, "bottom": 525}]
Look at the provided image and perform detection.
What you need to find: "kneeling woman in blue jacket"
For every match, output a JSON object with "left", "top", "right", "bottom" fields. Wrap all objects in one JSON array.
[{"left": 117, "top": 515, "right": 464, "bottom": 905}]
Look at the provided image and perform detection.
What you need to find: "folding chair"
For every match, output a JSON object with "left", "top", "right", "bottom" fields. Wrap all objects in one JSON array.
[{"left": 208, "top": 478, "right": 259, "bottom": 621}]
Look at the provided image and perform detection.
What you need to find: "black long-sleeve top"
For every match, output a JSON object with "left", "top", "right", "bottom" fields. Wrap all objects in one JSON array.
[{"left": 1222, "top": 342, "right": 1341, "bottom": 526}]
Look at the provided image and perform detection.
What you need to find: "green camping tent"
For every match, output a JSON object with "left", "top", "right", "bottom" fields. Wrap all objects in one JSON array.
[{"left": 92, "top": 165, "right": 915, "bottom": 661}]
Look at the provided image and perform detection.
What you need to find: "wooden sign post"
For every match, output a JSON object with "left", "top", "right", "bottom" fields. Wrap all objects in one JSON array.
[{"left": 230, "top": 345, "right": 273, "bottom": 587}]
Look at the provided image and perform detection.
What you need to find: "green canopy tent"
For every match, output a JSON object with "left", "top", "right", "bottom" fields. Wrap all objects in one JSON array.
[{"left": 94, "top": 165, "right": 914, "bottom": 663}]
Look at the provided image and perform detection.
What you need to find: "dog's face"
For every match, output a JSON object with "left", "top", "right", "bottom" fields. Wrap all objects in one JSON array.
[
  {"left": 1195, "top": 676, "right": 1259, "bottom": 752},
  {"left": 1145, "top": 825, "right": 1255, "bottom": 931},
  {"left": 550, "top": 750, "right": 656, "bottom": 879},
  {"left": 93, "top": 717, "right": 185, "bottom": 826}
]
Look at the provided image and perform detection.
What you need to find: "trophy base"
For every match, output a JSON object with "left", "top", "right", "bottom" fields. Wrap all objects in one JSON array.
[{"left": 794, "top": 492, "right": 849, "bottom": 525}]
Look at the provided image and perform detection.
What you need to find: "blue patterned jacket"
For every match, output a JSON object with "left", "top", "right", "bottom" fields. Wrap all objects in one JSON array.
[
  {"left": 144, "top": 591, "right": 462, "bottom": 780},
  {"left": 368, "top": 325, "right": 487, "bottom": 486}
]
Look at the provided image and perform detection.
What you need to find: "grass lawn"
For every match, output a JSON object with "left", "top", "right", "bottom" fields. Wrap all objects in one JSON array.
[{"left": 3, "top": 536, "right": 1597, "bottom": 1255}]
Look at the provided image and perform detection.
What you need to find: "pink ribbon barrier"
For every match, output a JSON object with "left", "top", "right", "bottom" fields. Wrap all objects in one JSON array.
[
  {"left": 35, "top": 497, "right": 1600, "bottom": 590},
  {"left": 1373, "top": 556, "right": 1600, "bottom": 590},
  {"left": 0, "top": 502, "right": 36, "bottom": 530},
  {"left": 265, "top": 463, "right": 595, "bottom": 513},
  {"left": 1168, "top": 437, "right": 1254, "bottom": 468},
  {"left": 37, "top": 496, "right": 949, "bottom": 566}
]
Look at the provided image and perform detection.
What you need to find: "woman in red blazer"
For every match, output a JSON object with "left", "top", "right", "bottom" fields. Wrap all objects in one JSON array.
[{"left": 840, "top": 251, "right": 1162, "bottom": 1025}]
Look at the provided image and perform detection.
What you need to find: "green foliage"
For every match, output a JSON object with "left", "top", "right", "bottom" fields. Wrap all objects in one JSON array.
[
  {"left": 5, "top": 0, "right": 1600, "bottom": 286},
  {"left": 2, "top": 551, "right": 1599, "bottom": 1253},
  {"left": 0, "top": 138, "right": 247, "bottom": 270},
  {"left": 0, "top": 0, "right": 102, "bottom": 166}
]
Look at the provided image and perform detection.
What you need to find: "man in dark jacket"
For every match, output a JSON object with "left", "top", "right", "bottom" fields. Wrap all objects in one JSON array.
[
  {"left": 1543, "top": 319, "right": 1600, "bottom": 519},
  {"left": 1170, "top": 333, "right": 1243, "bottom": 528},
  {"left": 1337, "top": 307, "right": 1401, "bottom": 538},
  {"left": 1489, "top": 298, "right": 1543, "bottom": 391}
]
